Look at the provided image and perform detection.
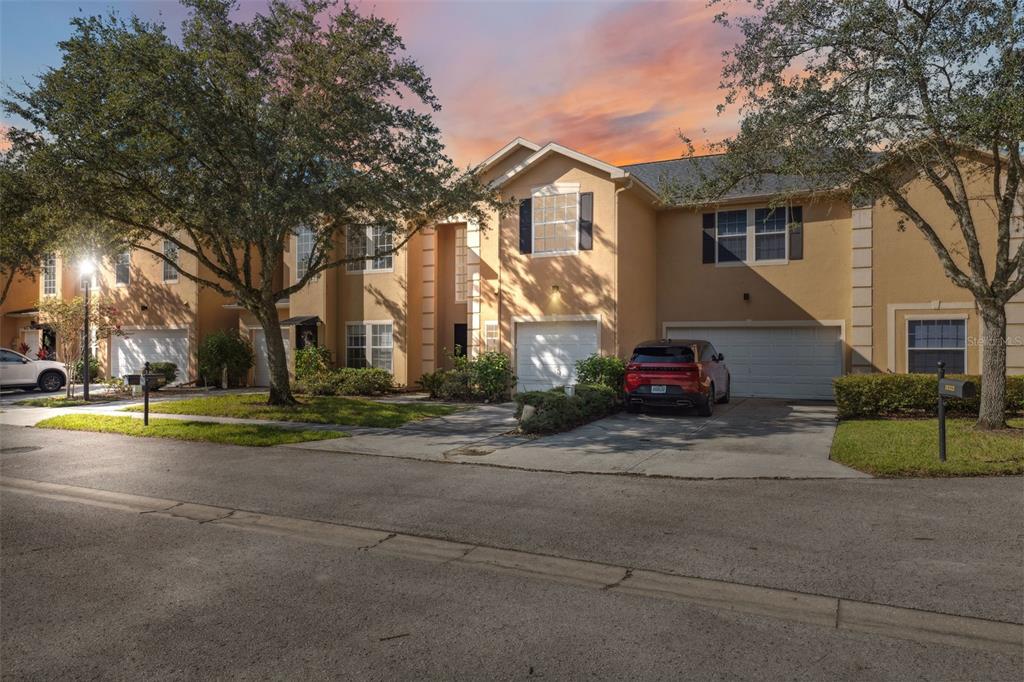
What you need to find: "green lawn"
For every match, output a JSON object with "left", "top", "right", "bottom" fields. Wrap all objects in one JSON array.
[
  {"left": 124, "top": 392, "right": 458, "bottom": 428},
  {"left": 831, "top": 418, "right": 1023, "bottom": 477},
  {"left": 36, "top": 414, "right": 347, "bottom": 447},
  {"left": 16, "top": 395, "right": 120, "bottom": 408}
]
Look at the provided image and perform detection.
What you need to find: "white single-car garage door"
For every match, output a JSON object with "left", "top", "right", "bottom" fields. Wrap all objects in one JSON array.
[
  {"left": 111, "top": 329, "right": 189, "bottom": 383},
  {"left": 665, "top": 325, "right": 842, "bottom": 400},
  {"left": 252, "top": 329, "right": 292, "bottom": 387},
  {"left": 516, "top": 320, "right": 599, "bottom": 391}
]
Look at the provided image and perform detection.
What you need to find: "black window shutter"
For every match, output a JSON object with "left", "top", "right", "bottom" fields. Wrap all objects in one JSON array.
[
  {"left": 702, "top": 213, "right": 716, "bottom": 264},
  {"left": 519, "top": 199, "right": 532, "bottom": 254},
  {"left": 579, "top": 192, "right": 594, "bottom": 250},
  {"left": 788, "top": 206, "right": 804, "bottom": 260}
]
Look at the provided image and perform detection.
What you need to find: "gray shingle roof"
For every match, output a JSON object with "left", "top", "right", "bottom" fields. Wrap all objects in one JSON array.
[{"left": 623, "top": 155, "right": 822, "bottom": 203}]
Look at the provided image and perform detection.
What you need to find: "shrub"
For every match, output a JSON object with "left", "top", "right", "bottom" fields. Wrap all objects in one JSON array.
[
  {"left": 197, "top": 330, "right": 254, "bottom": 387},
  {"left": 515, "top": 383, "right": 619, "bottom": 434},
  {"left": 71, "top": 357, "right": 101, "bottom": 382},
  {"left": 295, "top": 367, "right": 394, "bottom": 396},
  {"left": 147, "top": 362, "right": 178, "bottom": 389},
  {"left": 418, "top": 351, "right": 516, "bottom": 402},
  {"left": 833, "top": 373, "right": 1024, "bottom": 419},
  {"left": 575, "top": 354, "right": 627, "bottom": 393},
  {"left": 295, "top": 346, "right": 332, "bottom": 381}
]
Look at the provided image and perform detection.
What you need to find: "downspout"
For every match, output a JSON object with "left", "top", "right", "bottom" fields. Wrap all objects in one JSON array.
[{"left": 613, "top": 178, "right": 633, "bottom": 357}]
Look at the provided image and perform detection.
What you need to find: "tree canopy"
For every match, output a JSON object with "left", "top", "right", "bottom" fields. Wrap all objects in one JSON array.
[
  {"left": 675, "top": 0, "right": 1023, "bottom": 428},
  {"left": 4, "top": 0, "right": 501, "bottom": 403}
]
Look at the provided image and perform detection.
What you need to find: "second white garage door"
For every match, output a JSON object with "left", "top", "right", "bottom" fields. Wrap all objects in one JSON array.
[
  {"left": 664, "top": 325, "right": 842, "bottom": 400},
  {"left": 111, "top": 329, "right": 189, "bottom": 383},
  {"left": 252, "top": 329, "right": 292, "bottom": 387},
  {"left": 515, "top": 320, "right": 599, "bottom": 391}
]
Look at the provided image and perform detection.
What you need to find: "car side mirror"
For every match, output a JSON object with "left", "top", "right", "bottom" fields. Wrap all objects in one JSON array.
[
  {"left": 21, "top": 358, "right": 29, "bottom": 364},
  {"left": 715, "top": 353, "right": 724, "bottom": 362}
]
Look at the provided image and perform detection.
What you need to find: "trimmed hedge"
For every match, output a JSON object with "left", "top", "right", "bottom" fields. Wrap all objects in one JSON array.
[
  {"left": 296, "top": 367, "right": 394, "bottom": 396},
  {"left": 575, "top": 354, "right": 627, "bottom": 394},
  {"left": 515, "top": 384, "right": 619, "bottom": 434},
  {"left": 833, "top": 373, "right": 1024, "bottom": 419}
]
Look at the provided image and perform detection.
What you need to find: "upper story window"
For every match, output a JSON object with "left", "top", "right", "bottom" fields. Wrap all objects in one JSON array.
[
  {"left": 115, "top": 250, "right": 131, "bottom": 285},
  {"left": 347, "top": 225, "right": 393, "bottom": 273},
  {"left": 754, "top": 208, "right": 787, "bottom": 260},
  {"left": 296, "top": 226, "right": 314, "bottom": 281},
  {"left": 707, "top": 206, "right": 802, "bottom": 265},
  {"left": 455, "top": 226, "right": 467, "bottom": 302},
  {"left": 907, "top": 319, "right": 966, "bottom": 374},
  {"left": 42, "top": 253, "right": 57, "bottom": 296},
  {"left": 715, "top": 210, "right": 747, "bottom": 263},
  {"left": 532, "top": 189, "right": 579, "bottom": 255},
  {"left": 163, "top": 239, "right": 179, "bottom": 282}
]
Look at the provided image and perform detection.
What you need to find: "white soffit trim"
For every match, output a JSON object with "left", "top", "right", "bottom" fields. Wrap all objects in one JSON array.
[
  {"left": 476, "top": 137, "right": 541, "bottom": 173},
  {"left": 490, "top": 142, "right": 628, "bottom": 188}
]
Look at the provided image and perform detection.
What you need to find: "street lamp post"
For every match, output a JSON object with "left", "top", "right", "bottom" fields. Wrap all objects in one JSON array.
[{"left": 79, "top": 258, "right": 96, "bottom": 401}]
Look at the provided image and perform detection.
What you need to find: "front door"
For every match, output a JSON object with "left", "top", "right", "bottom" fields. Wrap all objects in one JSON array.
[{"left": 454, "top": 324, "right": 468, "bottom": 357}]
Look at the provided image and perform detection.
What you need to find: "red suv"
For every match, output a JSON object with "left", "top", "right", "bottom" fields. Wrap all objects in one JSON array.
[{"left": 624, "top": 339, "right": 731, "bottom": 416}]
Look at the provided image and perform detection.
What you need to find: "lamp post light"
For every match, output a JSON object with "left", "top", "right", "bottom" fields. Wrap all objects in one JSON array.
[{"left": 79, "top": 258, "right": 96, "bottom": 400}]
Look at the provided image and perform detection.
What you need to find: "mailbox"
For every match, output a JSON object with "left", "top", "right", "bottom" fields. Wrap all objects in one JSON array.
[
  {"left": 141, "top": 373, "right": 162, "bottom": 390},
  {"left": 125, "top": 374, "right": 142, "bottom": 386},
  {"left": 938, "top": 378, "right": 976, "bottom": 399}
]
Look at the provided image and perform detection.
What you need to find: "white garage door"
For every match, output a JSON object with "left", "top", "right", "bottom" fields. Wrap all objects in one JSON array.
[
  {"left": 516, "top": 321, "right": 599, "bottom": 391},
  {"left": 252, "top": 329, "right": 292, "bottom": 387},
  {"left": 665, "top": 325, "right": 841, "bottom": 400},
  {"left": 111, "top": 329, "right": 189, "bottom": 383}
]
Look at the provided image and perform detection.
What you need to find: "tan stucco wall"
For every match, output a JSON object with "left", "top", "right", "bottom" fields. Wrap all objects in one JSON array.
[
  {"left": 493, "top": 155, "right": 621, "bottom": 356},
  {"left": 1, "top": 271, "right": 40, "bottom": 350},
  {"left": 616, "top": 188, "right": 658, "bottom": 356},
  {"left": 871, "top": 165, "right": 1003, "bottom": 374},
  {"left": 654, "top": 198, "right": 853, "bottom": 366}
]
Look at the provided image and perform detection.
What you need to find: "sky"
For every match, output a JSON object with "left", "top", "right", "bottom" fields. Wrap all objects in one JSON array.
[{"left": 0, "top": 0, "right": 742, "bottom": 166}]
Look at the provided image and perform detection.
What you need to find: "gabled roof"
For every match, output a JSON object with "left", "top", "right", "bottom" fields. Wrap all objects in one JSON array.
[
  {"left": 476, "top": 137, "right": 541, "bottom": 174},
  {"left": 489, "top": 142, "right": 631, "bottom": 188}
]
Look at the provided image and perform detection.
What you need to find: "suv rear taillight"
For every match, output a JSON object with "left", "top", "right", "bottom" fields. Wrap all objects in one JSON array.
[{"left": 624, "top": 371, "right": 642, "bottom": 392}]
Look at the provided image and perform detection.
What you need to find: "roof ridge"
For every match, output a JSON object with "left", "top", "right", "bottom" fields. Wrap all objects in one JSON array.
[{"left": 624, "top": 152, "right": 727, "bottom": 167}]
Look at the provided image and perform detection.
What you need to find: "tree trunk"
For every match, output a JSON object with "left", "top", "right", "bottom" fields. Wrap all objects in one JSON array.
[
  {"left": 254, "top": 299, "right": 296, "bottom": 406},
  {"left": 976, "top": 302, "right": 1007, "bottom": 430}
]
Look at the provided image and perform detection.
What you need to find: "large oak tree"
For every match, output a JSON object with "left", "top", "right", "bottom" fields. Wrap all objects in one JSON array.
[
  {"left": 674, "top": 0, "right": 1023, "bottom": 429},
  {"left": 5, "top": 0, "right": 499, "bottom": 404}
]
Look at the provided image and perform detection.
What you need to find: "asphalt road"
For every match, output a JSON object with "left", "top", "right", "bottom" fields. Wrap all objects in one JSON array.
[{"left": 2, "top": 426, "right": 1022, "bottom": 678}]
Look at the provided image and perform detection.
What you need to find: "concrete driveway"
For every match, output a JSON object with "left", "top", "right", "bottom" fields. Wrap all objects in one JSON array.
[{"left": 295, "top": 397, "right": 865, "bottom": 479}]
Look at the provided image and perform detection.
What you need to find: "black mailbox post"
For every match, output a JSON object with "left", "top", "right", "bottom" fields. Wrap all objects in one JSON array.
[
  {"left": 936, "top": 361, "right": 977, "bottom": 462},
  {"left": 125, "top": 362, "right": 161, "bottom": 425}
]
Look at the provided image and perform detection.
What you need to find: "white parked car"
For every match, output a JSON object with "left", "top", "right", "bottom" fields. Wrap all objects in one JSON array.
[{"left": 0, "top": 348, "right": 68, "bottom": 392}]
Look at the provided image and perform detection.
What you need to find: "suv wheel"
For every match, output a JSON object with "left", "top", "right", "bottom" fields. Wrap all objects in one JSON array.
[
  {"left": 717, "top": 377, "right": 731, "bottom": 404},
  {"left": 697, "top": 384, "right": 714, "bottom": 417},
  {"left": 38, "top": 371, "right": 64, "bottom": 393}
]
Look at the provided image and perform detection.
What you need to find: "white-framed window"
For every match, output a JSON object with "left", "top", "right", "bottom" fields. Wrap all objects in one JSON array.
[
  {"left": 346, "top": 225, "right": 393, "bottom": 273},
  {"left": 754, "top": 208, "right": 787, "bottom": 261},
  {"left": 532, "top": 187, "right": 579, "bottom": 255},
  {"left": 455, "top": 225, "right": 467, "bottom": 302},
  {"left": 907, "top": 318, "right": 966, "bottom": 374},
  {"left": 296, "top": 226, "right": 314, "bottom": 281},
  {"left": 163, "top": 239, "right": 179, "bottom": 282},
  {"left": 42, "top": 253, "right": 57, "bottom": 296},
  {"left": 715, "top": 210, "right": 747, "bottom": 263},
  {"left": 346, "top": 321, "right": 393, "bottom": 372},
  {"left": 484, "top": 321, "right": 499, "bottom": 353},
  {"left": 115, "top": 250, "right": 131, "bottom": 285},
  {"left": 714, "top": 207, "right": 796, "bottom": 264}
]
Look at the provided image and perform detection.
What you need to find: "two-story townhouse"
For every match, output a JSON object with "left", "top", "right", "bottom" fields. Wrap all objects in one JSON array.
[
  {"left": 464, "top": 138, "right": 1022, "bottom": 398},
  {"left": 0, "top": 237, "right": 238, "bottom": 383}
]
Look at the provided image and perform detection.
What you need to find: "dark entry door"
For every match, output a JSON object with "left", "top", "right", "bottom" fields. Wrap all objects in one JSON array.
[{"left": 454, "top": 324, "right": 468, "bottom": 357}]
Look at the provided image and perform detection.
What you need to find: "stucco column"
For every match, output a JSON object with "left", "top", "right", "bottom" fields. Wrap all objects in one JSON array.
[
  {"left": 466, "top": 218, "right": 481, "bottom": 359},
  {"left": 420, "top": 227, "right": 437, "bottom": 375},
  {"left": 850, "top": 200, "right": 874, "bottom": 372}
]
